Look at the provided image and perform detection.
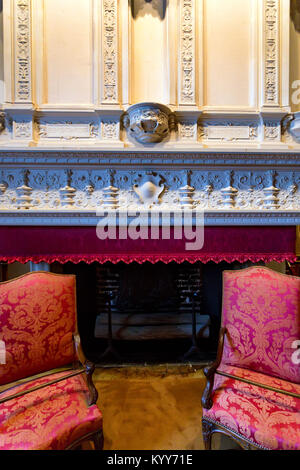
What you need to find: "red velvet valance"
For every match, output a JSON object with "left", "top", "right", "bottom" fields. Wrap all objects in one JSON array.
[{"left": 0, "top": 226, "right": 296, "bottom": 264}]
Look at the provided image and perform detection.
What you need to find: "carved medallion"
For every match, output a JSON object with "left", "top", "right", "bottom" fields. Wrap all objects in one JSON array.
[{"left": 123, "top": 103, "right": 173, "bottom": 144}]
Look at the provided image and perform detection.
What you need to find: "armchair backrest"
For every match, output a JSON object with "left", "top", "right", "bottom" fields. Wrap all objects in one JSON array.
[
  {"left": 0, "top": 272, "right": 77, "bottom": 385},
  {"left": 221, "top": 266, "right": 300, "bottom": 383}
]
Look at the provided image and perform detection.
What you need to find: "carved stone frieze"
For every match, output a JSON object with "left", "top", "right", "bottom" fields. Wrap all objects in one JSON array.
[
  {"left": 0, "top": 167, "right": 298, "bottom": 220},
  {"left": 0, "top": 111, "right": 296, "bottom": 146}
]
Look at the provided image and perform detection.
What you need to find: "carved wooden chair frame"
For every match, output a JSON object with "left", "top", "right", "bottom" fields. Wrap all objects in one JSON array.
[
  {"left": 201, "top": 325, "right": 300, "bottom": 450},
  {"left": 0, "top": 271, "right": 103, "bottom": 450}
]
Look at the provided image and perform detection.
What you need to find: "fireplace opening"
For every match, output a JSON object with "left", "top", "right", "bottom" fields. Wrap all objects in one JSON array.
[{"left": 50, "top": 259, "right": 262, "bottom": 365}]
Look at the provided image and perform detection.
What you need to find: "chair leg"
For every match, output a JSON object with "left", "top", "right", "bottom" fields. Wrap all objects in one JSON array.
[
  {"left": 202, "top": 419, "right": 214, "bottom": 450},
  {"left": 92, "top": 430, "right": 104, "bottom": 450}
]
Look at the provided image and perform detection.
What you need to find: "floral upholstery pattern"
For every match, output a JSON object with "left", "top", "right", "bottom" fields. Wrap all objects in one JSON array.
[
  {"left": 0, "top": 372, "right": 102, "bottom": 450},
  {"left": 0, "top": 273, "right": 77, "bottom": 385},
  {"left": 222, "top": 267, "right": 300, "bottom": 383},
  {"left": 203, "top": 364, "right": 300, "bottom": 450}
]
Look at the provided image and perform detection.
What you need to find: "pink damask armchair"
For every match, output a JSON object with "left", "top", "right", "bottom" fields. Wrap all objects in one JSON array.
[
  {"left": 0, "top": 272, "right": 103, "bottom": 450},
  {"left": 202, "top": 266, "right": 300, "bottom": 450}
]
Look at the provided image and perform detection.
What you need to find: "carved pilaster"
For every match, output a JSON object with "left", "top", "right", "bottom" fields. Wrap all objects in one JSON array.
[
  {"left": 101, "top": 0, "right": 119, "bottom": 104},
  {"left": 262, "top": 0, "right": 280, "bottom": 107},
  {"left": 179, "top": 0, "right": 196, "bottom": 106},
  {"left": 13, "top": 0, "right": 32, "bottom": 103}
]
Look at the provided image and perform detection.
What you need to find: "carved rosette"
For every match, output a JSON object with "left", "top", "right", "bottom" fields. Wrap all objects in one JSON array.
[{"left": 123, "top": 103, "right": 173, "bottom": 144}]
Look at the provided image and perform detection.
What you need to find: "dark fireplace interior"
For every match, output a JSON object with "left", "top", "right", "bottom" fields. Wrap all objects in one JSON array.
[{"left": 50, "top": 260, "right": 264, "bottom": 364}]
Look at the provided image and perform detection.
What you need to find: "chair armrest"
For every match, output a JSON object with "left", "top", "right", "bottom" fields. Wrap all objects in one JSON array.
[
  {"left": 0, "top": 336, "right": 99, "bottom": 407},
  {"left": 0, "top": 367, "right": 85, "bottom": 405},
  {"left": 201, "top": 327, "right": 226, "bottom": 410},
  {"left": 73, "top": 333, "right": 98, "bottom": 406}
]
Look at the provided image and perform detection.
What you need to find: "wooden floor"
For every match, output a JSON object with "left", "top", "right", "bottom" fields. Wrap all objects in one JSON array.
[{"left": 94, "top": 365, "right": 206, "bottom": 450}]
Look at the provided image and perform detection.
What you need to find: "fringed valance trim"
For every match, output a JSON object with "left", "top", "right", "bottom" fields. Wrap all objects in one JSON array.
[{"left": 0, "top": 254, "right": 297, "bottom": 265}]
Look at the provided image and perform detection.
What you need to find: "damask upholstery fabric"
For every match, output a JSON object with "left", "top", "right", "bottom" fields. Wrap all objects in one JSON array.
[
  {"left": 203, "top": 364, "right": 300, "bottom": 450},
  {"left": 0, "top": 273, "right": 77, "bottom": 386},
  {"left": 221, "top": 268, "right": 300, "bottom": 383},
  {"left": 0, "top": 372, "right": 102, "bottom": 450}
]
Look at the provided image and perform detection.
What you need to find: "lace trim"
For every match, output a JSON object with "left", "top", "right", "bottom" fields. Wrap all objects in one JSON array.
[{"left": 0, "top": 254, "right": 297, "bottom": 264}]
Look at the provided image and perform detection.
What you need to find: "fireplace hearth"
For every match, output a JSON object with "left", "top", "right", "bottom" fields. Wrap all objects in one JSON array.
[
  {"left": 51, "top": 259, "right": 264, "bottom": 365},
  {"left": 94, "top": 262, "right": 211, "bottom": 362}
]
